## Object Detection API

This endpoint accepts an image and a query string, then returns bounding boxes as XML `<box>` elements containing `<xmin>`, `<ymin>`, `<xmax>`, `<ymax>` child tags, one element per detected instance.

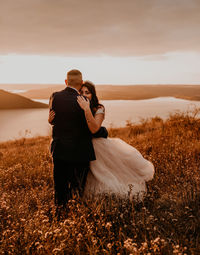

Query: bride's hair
<box><xmin>81</xmin><ymin>81</ymin><xmax>104</xmax><ymax>115</ymax></box>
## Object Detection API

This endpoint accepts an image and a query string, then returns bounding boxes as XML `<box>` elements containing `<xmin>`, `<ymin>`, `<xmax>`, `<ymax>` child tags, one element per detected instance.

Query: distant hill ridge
<box><xmin>18</xmin><ymin>84</ymin><xmax>200</xmax><ymax>101</ymax></box>
<box><xmin>0</xmin><ymin>89</ymin><xmax>48</xmax><ymax>109</ymax></box>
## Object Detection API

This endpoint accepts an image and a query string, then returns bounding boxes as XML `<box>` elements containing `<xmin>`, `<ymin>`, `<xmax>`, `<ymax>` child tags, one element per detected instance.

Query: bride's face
<box><xmin>80</xmin><ymin>86</ymin><xmax>92</xmax><ymax>101</ymax></box>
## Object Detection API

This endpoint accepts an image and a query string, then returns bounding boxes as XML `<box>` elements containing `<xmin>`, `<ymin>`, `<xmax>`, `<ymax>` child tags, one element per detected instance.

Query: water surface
<box><xmin>0</xmin><ymin>97</ymin><xmax>199</xmax><ymax>142</ymax></box>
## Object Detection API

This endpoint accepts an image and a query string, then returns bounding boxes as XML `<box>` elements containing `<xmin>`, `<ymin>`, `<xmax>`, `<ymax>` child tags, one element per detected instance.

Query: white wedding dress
<box><xmin>84</xmin><ymin>108</ymin><xmax>154</xmax><ymax>198</ymax></box>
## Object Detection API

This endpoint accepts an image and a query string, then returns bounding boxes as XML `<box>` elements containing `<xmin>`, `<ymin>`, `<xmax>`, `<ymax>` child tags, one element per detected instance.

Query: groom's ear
<box><xmin>65</xmin><ymin>79</ymin><xmax>67</xmax><ymax>86</ymax></box>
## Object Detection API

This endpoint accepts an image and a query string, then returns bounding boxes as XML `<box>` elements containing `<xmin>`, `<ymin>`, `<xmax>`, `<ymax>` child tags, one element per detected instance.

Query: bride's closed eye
<box><xmin>80</xmin><ymin>87</ymin><xmax>92</xmax><ymax>100</ymax></box>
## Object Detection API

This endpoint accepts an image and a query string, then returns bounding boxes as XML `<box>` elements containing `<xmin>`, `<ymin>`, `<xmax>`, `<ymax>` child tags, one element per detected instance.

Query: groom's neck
<box><xmin>67</xmin><ymin>85</ymin><xmax>80</xmax><ymax>93</ymax></box>
<box><xmin>68</xmin><ymin>85</ymin><xmax>80</xmax><ymax>89</ymax></box>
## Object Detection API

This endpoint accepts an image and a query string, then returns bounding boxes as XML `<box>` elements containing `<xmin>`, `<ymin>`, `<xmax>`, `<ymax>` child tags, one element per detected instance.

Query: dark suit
<box><xmin>49</xmin><ymin>87</ymin><xmax>96</xmax><ymax>206</ymax></box>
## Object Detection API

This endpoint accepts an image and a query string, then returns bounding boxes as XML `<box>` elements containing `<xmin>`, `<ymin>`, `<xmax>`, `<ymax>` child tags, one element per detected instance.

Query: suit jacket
<box><xmin>49</xmin><ymin>87</ymin><xmax>96</xmax><ymax>162</ymax></box>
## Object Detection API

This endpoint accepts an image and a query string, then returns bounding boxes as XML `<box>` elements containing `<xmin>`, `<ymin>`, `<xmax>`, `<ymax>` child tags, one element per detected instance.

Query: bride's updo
<box><xmin>80</xmin><ymin>81</ymin><xmax>104</xmax><ymax>115</ymax></box>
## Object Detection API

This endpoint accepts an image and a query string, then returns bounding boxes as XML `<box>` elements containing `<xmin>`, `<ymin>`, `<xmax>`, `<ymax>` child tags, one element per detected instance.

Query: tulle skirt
<box><xmin>84</xmin><ymin>138</ymin><xmax>154</xmax><ymax>198</ymax></box>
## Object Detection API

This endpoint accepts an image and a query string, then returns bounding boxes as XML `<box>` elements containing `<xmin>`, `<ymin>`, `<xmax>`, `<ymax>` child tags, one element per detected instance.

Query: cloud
<box><xmin>0</xmin><ymin>0</ymin><xmax>200</xmax><ymax>56</ymax></box>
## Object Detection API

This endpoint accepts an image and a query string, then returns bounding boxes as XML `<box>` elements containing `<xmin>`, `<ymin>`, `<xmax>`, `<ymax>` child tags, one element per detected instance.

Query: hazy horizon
<box><xmin>1</xmin><ymin>83</ymin><xmax>200</xmax><ymax>87</ymax></box>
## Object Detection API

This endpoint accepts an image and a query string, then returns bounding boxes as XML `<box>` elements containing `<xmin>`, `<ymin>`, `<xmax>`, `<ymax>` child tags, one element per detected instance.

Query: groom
<box><xmin>49</xmin><ymin>69</ymin><xmax>96</xmax><ymax>211</ymax></box>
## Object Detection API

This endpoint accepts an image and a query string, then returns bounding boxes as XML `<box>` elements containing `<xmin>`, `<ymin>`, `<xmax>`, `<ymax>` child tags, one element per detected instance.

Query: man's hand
<box><xmin>77</xmin><ymin>96</ymin><xmax>90</xmax><ymax>111</ymax></box>
<box><xmin>48</xmin><ymin>110</ymin><xmax>56</xmax><ymax>124</ymax></box>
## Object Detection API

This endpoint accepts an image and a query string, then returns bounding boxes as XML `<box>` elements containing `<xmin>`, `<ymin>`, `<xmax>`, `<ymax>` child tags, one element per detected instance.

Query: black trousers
<box><xmin>53</xmin><ymin>158</ymin><xmax>90</xmax><ymax>206</ymax></box>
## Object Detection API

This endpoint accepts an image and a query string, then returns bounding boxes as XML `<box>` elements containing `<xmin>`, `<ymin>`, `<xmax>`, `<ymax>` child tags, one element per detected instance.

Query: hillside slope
<box><xmin>0</xmin><ymin>111</ymin><xmax>199</xmax><ymax>254</ymax></box>
<box><xmin>0</xmin><ymin>89</ymin><xmax>48</xmax><ymax>109</ymax></box>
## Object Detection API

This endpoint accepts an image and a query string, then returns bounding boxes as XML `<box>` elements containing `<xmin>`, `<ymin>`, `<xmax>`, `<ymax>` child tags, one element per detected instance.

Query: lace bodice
<box><xmin>95</xmin><ymin>106</ymin><xmax>105</xmax><ymax>119</ymax></box>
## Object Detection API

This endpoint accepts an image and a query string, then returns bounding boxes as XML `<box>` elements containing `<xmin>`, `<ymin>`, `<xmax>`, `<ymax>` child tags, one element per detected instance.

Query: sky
<box><xmin>0</xmin><ymin>0</ymin><xmax>200</xmax><ymax>85</ymax></box>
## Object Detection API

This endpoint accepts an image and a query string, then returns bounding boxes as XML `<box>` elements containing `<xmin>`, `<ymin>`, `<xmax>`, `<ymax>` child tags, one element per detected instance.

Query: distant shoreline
<box><xmin>0</xmin><ymin>84</ymin><xmax>200</xmax><ymax>102</ymax></box>
<box><xmin>18</xmin><ymin>84</ymin><xmax>200</xmax><ymax>101</ymax></box>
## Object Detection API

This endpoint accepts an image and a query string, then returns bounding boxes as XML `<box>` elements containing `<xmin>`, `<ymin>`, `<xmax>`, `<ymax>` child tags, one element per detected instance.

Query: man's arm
<box><xmin>92</xmin><ymin>127</ymin><xmax>108</xmax><ymax>138</ymax></box>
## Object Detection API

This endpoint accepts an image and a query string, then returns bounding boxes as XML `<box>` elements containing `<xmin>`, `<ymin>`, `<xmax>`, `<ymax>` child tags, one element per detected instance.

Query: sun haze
<box><xmin>0</xmin><ymin>0</ymin><xmax>200</xmax><ymax>84</ymax></box>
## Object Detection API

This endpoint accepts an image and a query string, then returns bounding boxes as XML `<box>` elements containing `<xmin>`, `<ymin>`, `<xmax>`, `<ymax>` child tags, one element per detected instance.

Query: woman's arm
<box><xmin>77</xmin><ymin>96</ymin><xmax>104</xmax><ymax>134</ymax></box>
<box><xmin>48</xmin><ymin>110</ymin><xmax>56</xmax><ymax>125</ymax></box>
<box><xmin>48</xmin><ymin>92</ymin><xmax>56</xmax><ymax>125</ymax></box>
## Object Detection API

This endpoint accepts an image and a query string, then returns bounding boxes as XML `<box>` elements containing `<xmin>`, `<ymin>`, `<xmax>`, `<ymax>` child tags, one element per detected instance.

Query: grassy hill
<box><xmin>0</xmin><ymin>89</ymin><xmax>48</xmax><ymax>109</ymax></box>
<box><xmin>0</xmin><ymin>110</ymin><xmax>199</xmax><ymax>254</ymax></box>
<box><xmin>18</xmin><ymin>84</ymin><xmax>200</xmax><ymax>101</ymax></box>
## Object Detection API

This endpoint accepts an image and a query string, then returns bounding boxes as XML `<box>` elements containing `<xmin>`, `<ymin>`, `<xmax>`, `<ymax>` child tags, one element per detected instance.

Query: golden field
<box><xmin>0</xmin><ymin>110</ymin><xmax>200</xmax><ymax>254</ymax></box>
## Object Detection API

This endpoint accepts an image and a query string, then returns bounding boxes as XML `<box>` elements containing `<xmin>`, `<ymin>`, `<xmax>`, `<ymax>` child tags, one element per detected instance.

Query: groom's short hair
<box><xmin>67</xmin><ymin>69</ymin><xmax>82</xmax><ymax>87</ymax></box>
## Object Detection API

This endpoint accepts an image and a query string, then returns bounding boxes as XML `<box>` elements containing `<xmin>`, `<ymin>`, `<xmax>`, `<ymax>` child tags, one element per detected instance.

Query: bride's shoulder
<box><xmin>95</xmin><ymin>104</ymin><xmax>105</xmax><ymax>115</ymax></box>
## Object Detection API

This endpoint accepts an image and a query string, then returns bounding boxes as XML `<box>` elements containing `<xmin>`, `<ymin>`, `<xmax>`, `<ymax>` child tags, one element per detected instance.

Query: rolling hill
<box><xmin>0</xmin><ymin>89</ymin><xmax>48</xmax><ymax>109</ymax></box>
<box><xmin>18</xmin><ymin>84</ymin><xmax>200</xmax><ymax>101</ymax></box>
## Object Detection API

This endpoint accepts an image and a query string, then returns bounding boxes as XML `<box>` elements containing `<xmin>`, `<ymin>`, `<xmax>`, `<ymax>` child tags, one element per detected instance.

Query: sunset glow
<box><xmin>1</xmin><ymin>0</ymin><xmax>200</xmax><ymax>85</ymax></box>
<box><xmin>0</xmin><ymin>52</ymin><xmax>200</xmax><ymax>85</ymax></box>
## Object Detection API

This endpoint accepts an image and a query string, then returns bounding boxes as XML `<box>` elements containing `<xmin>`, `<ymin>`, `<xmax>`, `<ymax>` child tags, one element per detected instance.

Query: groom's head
<box><xmin>65</xmin><ymin>69</ymin><xmax>83</xmax><ymax>90</ymax></box>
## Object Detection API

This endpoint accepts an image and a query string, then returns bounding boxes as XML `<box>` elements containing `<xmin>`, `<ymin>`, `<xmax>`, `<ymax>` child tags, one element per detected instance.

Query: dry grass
<box><xmin>0</xmin><ymin>110</ymin><xmax>200</xmax><ymax>254</ymax></box>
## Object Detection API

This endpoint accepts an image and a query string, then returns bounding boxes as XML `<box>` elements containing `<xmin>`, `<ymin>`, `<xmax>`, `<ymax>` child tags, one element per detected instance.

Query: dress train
<box><xmin>84</xmin><ymin>138</ymin><xmax>154</xmax><ymax>198</ymax></box>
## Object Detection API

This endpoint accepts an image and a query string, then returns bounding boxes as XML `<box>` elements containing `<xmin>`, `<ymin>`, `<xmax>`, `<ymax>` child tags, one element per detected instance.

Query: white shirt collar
<box><xmin>67</xmin><ymin>86</ymin><xmax>80</xmax><ymax>94</ymax></box>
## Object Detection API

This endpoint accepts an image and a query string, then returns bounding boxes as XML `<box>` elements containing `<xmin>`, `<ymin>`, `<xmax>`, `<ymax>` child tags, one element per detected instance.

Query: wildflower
<box><xmin>54</xmin><ymin>228</ymin><xmax>60</xmax><ymax>234</ymax></box>
<box><xmin>44</xmin><ymin>232</ymin><xmax>52</xmax><ymax>239</ymax></box>
<box><xmin>77</xmin><ymin>233</ymin><xmax>82</xmax><ymax>239</ymax></box>
<box><xmin>124</xmin><ymin>238</ymin><xmax>133</xmax><ymax>244</ymax></box>
<box><xmin>53</xmin><ymin>248</ymin><xmax>61</xmax><ymax>253</ymax></box>
<box><xmin>142</xmin><ymin>242</ymin><xmax>148</xmax><ymax>248</ymax></box>
<box><xmin>37</xmin><ymin>245</ymin><xmax>43</xmax><ymax>250</ymax></box>
<box><xmin>105</xmin><ymin>222</ymin><xmax>112</xmax><ymax>228</ymax></box>
<box><xmin>124</xmin><ymin>238</ymin><xmax>137</xmax><ymax>251</ymax></box>
<box><xmin>132</xmin><ymin>247</ymin><xmax>138</xmax><ymax>252</ymax></box>
<box><xmin>42</xmin><ymin>219</ymin><xmax>49</xmax><ymax>223</ymax></box>
<box><xmin>107</xmin><ymin>243</ymin><xmax>112</xmax><ymax>249</ymax></box>
<box><xmin>154</xmin><ymin>237</ymin><xmax>160</xmax><ymax>243</ymax></box>
<box><xmin>92</xmin><ymin>238</ymin><xmax>97</xmax><ymax>245</ymax></box>
<box><xmin>149</xmin><ymin>215</ymin><xmax>154</xmax><ymax>220</ymax></box>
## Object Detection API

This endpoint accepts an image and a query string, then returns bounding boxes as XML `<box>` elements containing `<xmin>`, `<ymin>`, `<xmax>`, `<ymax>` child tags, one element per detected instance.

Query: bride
<box><xmin>49</xmin><ymin>81</ymin><xmax>154</xmax><ymax>198</ymax></box>
<box><xmin>77</xmin><ymin>81</ymin><xmax>154</xmax><ymax>198</ymax></box>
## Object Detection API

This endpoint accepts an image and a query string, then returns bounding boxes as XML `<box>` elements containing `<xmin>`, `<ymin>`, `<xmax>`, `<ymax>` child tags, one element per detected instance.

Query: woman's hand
<box><xmin>48</xmin><ymin>110</ymin><xmax>56</xmax><ymax>124</ymax></box>
<box><xmin>77</xmin><ymin>96</ymin><xmax>90</xmax><ymax>111</ymax></box>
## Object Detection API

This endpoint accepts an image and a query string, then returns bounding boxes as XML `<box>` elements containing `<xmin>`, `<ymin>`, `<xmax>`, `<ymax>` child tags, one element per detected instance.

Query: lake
<box><xmin>0</xmin><ymin>97</ymin><xmax>199</xmax><ymax>142</ymax></box>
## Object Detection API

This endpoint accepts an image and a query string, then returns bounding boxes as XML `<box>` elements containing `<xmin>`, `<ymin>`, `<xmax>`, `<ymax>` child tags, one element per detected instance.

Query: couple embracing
<box><xmin>49</xmin><ymin>69</ymin><xmax>154</xmax><ymax>214</ymax></box>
